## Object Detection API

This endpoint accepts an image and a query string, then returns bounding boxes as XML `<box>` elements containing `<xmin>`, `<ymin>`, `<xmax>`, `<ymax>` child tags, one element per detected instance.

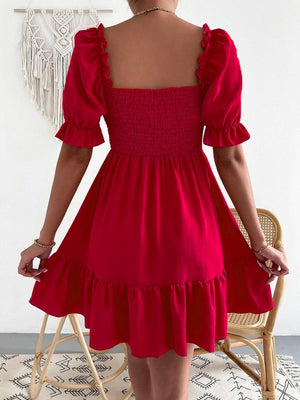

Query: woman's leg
<box><xmin>125</xmin><ymin>342</ymin><xmax>195</xmax><ymax>400</ymax></box>
<box><xmin>147</xmin><ymin>343</ymin><xmax>195</xmax><ymax>400</ymax></box>
<box><xmin>125</xmin><ymin>343</ymin><xmax>154</xmax><ymax>400</ymax></box>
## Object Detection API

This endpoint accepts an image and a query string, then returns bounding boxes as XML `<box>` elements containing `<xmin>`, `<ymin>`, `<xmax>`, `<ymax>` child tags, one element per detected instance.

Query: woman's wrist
<box><xmin>38</xmin><ymin>229</ymin><xmax>56</xmax><ymax>245</ymax></box>
<box><xmin>249</xmin><ymin>234</ymin><xmax>267</xmax><ymax>252</ymax></box>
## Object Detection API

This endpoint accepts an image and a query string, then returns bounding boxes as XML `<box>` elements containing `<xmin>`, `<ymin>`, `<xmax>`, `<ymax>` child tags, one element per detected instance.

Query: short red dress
<box><xmin>29</xmin><ymin>22</ymin><xmax>274</xmax><ymax>358</ymax></box>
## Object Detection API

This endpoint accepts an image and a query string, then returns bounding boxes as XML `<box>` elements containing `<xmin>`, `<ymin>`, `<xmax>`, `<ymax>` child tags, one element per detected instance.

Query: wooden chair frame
<box><xmin>193</xmin><ymin>207</ymin><xmax>287</xmax><ymax>400</ymax></box>
<box><xmin>29</xmin><ymin>313</ymin><xmax>133</xmax><ymax>399</ymax></box>
<box><xmin>29</xmin><ymin>207</ymin><xmax>286</xmax><ymax>400</ymax></box>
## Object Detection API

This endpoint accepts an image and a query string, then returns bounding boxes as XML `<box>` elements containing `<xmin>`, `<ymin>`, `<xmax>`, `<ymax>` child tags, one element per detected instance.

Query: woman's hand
<box><xmin>18</xmin><ymin>243</ymin><xmax>52</xmax><ymax>282</ymax></box>
<box><xmin>252</xmin><ymin>244</ymin><xmax>289</xmax><ymax>284</ymax></box>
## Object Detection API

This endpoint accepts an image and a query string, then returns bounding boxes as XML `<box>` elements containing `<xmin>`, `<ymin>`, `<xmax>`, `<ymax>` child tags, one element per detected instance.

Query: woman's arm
<box><xmin>213</xmin><ymin>143</ymin><xmax>289</xmax><ymax>284</ymax></box>
<box><xmin>18</xmin><ymin>143</ymin><xmax>93</xmax><ymax>281</ymax></box>
<box><xmin>38</xmin><ymin>143</ymin><xmax>93</xmax><ymax>243</ymax></box>
<box><xmin>212</xmin><ymin>144</ymin><xmax>266</xmax><ymax>250</ymax></box>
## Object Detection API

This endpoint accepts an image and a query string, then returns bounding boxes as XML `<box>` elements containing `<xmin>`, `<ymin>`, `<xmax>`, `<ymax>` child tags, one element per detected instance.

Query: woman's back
<box><xmin>103</xmin><ymin>13</ymin><xmax>204</xmax><ymax>89</ymax></box>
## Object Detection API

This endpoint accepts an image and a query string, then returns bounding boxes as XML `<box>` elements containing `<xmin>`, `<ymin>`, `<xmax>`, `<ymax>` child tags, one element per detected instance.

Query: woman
<box><xmin>18</xmin><ymin>1</ymin><xmax>289</xmax><ymax>399</ymax></box>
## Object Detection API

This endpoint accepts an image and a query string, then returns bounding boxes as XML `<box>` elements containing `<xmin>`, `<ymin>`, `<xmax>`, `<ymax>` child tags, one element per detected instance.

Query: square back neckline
<box><xmin>99</xmin><ymin>22</ymin><xmax>208</xmax><ymax>92</ymax></box>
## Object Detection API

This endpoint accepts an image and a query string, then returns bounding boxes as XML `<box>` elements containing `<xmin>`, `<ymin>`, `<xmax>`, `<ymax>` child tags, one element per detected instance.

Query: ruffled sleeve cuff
<box><xmin>203</xmin><ymin>122</ymin><xmax>251</xmax><ymax>147</ymax></box>
<box><xmin>55</xmin><ymin>121</ymin><xmax>105</xmax><ymax>147</ymax></box>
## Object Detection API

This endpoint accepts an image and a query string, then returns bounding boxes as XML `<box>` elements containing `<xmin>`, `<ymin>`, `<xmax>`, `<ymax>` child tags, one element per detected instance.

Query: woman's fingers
<box><xmin>18</xmin><ymin>254</ymin><xmax>48</xmax><ymax>281</ymax></box>
<box><xmin>21</xmin><ymin>264</ymin><xmax>48</xmax><ymax>281</ymax></box>
<box><xmin>265</xmin><ymin>274</ymin><xmax>277</xmax><ymax>284</ymax></box>
<box><xmin>257</xmin><ymin>260</ymin><xmax>274</xmax><ymax>276</ymax></box>
<box><xmin>256</xmin><ymin>258</ymin><xmax>289</xmax><ymax>285</ymax></box>
<box><xmin>255</xmin><ymin>246</ymin><xmax>290</xmax><ymax>285</ymax></box>
<box><xmin>259</xmin><ymin>247</ymin><xmax>289</xmax><ymax>275</ymax></box>
<box><xmin>268</xmin><ymin>256</ymin><xmax>289</xmax><ymax>276</ymax></box>
<box><xmin>270</xmin><ymin>253</ymin><xmax>289</xmax><ymax>275</ymax></box>
<box><xmin>18</xmin><ymin>258</ymin><xmax>33</xmax><ymax>277</ymax></box>
<box><xmin>39</xmin><ymin>258</ymin><xmax>47</xmax><ymax>268</ymax></box>
<box><xmin>32</xmin><ymin>267</ymin><xmax>48</xmax><ymax>281</ymax></box>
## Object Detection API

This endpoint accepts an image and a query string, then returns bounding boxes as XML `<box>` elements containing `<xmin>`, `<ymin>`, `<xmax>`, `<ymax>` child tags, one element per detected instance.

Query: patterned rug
<box><xmin>0</xmin><ymin>353</ymin><xmax>300</xmax><ymax>399</ymax></box>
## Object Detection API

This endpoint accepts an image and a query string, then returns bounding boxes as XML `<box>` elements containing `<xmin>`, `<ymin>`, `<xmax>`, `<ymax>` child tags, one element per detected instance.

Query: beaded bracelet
<box><xmin>251</xmin><ymin>243</ymin><xmax>269</xmax><ymax>255</ymax></box>
<box><xmin>34</xmin><ymin>238</ymin><xmax>56</xmax><ymax>249</ymax></box>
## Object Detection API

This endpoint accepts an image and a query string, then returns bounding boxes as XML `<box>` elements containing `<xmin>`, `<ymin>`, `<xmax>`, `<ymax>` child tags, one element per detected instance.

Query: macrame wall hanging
<box><xmin>15</xmin><ymin>7</ymin><xmax>112</xmax><ymax>130</ymax></box>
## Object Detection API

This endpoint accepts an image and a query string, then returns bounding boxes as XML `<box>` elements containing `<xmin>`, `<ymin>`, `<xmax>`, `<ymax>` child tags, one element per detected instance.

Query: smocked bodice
<box><xmin>55</xmin><ymin>22</ymin><xmax>251</xmax><ymax>152</ymax></box>
<box><xmin>103</xmin><ymin>85</ymin><xmax>205</xmax><ymax>156</ymax></box>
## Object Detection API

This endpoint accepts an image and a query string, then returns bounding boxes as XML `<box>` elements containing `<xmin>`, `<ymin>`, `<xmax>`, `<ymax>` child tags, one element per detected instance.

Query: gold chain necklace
<box><xmin>133</xmin><ymin>6</ymin><xmax>176</xmax><ymax>16</ymax></box>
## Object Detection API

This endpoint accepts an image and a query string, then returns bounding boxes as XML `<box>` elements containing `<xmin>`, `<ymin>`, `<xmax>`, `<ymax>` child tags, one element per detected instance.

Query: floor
<box><xmin>0</xmin><ymin>334</ymin><xmax>300</xmax><ymax>365</ymax></box>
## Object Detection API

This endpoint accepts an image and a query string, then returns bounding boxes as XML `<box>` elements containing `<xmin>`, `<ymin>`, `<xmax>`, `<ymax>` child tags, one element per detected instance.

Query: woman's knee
<box><xmin>147</xmin><ymin>343</ymin><xmax>195</xmax><ymax>400</ymax></box>
<box><xmin>125</xmin><ymin>344</ymin><xmax>153</xmax><ymax>400</ymax></box>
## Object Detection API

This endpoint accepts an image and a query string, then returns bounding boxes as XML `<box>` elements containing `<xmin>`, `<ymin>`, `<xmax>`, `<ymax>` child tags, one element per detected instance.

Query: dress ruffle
<box><xmin>196</xmin><ymin>23</ymin><xmax>212</xmax><ymax>91</ymax></box>
<box><xmin>29</xmin><ymin>251</ymin><xmax>228</xmax><ymax>358</ymax></box>
<box><xmin>53</xmin><ymin>27</ymin><xmax>109</xmax><ymax>148</ymax></box>
<box><xmin>55</xmin><ymin>121</ymin><xmax>105</xmax><ymax>147</ymax></box>
<box><xmin>97</xmin><ymin>23</ymin><xmax>113</xmax><ymax>88</ymax></box>
<box><xmin>203</xmin><ymin>121</ymin><xmax>251</xmax><ymax>147</ymax></box>
<box><xmin>73</xmin><ymin>25</ymin><xmax>111</xmax><ymax>101</ymax></box>
<box><xmin>196</xmin><ymin>25</ymin><xmax>232</xmax><ymax>93</ymax></box>
<box><xmin>197</xmin><ymin>25</ymin><xmax>251</xmax><ymax>147</ymax></box>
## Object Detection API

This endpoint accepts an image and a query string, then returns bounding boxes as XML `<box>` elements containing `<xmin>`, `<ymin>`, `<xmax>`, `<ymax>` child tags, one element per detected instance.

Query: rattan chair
<box><xmin>29</xmin><ymin>313</ymin><xmax>133</xmax><ymax>400</ymax></box>
<box><xmin>193</xmin><ymin>207</ymin><xmax>287</xmax><ymax>400</ymax></box>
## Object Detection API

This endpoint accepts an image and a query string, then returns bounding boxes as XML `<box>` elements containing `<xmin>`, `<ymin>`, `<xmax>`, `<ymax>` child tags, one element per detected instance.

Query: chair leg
<box><xmin>68</xmin><ymin>314</ymin><xmax>108</xmax><ymax>400</ymax></box>
<box><xmin>29</xmin><ymin>313</ymin><xmax>133</xmax><ymax>400</ymax></box>
<box><xmin>29</xmin><ymin>314</ymin><xmax>67</xmax><ymax>400</ymax></box>
<box><xmin>262</xmin><ymin>329</ymin><xmax>277</xmax><ymax>400</ymax></box>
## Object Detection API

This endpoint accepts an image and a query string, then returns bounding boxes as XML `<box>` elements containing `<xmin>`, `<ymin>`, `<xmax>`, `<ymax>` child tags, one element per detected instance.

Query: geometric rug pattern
<box><xmin>0</xmin><ymin>353</ymin><xmax>300</xmax><ymax>399</ymax></box>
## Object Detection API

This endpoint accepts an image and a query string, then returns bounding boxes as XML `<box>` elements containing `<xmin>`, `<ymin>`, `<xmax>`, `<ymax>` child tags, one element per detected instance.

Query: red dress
<box><xmin>29</xmin><ymin>22</ymin><xmax>274</xmax><ymax>358</ymax></box>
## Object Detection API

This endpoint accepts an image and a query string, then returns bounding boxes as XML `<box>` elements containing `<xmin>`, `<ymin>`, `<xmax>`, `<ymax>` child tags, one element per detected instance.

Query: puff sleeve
<box><xmin>55</xmin><ymin>28</ymin><xmax>107</xmax><ymax>147</ymax></box>
<box><xmin>201</xmin><ymin>29</ymin><xmax>251</xmax><ymax>147</ymax></box>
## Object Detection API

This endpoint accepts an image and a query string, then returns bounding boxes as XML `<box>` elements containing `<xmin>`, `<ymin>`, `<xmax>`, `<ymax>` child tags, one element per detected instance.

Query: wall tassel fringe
<box><xmin>21</xmin><ymin>8</ymin><xmax>100</xmax><ymax>129</ymax></box>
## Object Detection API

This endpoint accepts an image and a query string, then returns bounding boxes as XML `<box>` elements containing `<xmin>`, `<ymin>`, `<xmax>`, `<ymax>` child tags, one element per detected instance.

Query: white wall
<box><xmin>1</xmin><ymin>0</ymin><xmax>299</xmax><ymax>337</ymax></box>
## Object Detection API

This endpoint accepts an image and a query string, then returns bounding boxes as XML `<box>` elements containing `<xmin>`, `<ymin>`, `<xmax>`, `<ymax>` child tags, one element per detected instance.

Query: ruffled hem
<box><xmin>29</xmin><ymin>251</ymin><xmax>228</xmax><ymax>358</ymax></box>
<box><xmin>203</xmin><ymin>121</ymin><xmax>251</xmax><ymax>147</ymax></box>
<box><xmin>55</xmin><ymin>121</ymin><xmax>105</xmax><ymax>147</ymax></box>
